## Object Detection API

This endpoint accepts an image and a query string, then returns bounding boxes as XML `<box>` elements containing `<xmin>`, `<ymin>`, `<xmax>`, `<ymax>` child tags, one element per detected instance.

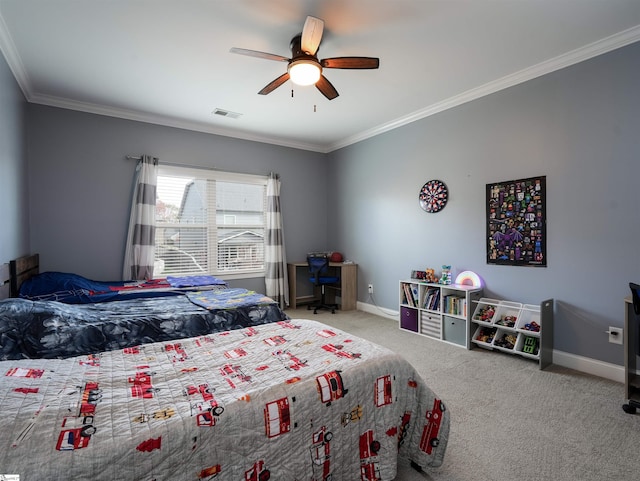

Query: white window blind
<box><xmin>154</xmin><ymin>165</ymin><xmax>267</xmax><ymax>278</ymax></box>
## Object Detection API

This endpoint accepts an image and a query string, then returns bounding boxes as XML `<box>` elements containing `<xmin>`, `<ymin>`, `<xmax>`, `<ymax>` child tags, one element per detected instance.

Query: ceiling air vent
<box><xmin>212</xmin><ymin>108</ymin><xmax>242</xmax><ymax>119</ymax></box>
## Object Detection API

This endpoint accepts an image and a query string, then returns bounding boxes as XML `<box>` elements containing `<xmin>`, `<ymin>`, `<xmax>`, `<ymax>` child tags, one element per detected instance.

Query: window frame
<box><xmin>155</xmin><ymin>165</ymin><xmax>268</xmax><ymax>280</ymax></box>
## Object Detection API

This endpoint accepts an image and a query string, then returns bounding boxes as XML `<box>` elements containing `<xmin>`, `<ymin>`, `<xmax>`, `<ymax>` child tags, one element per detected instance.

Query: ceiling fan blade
<box><xmin>258</xmin><ymin>73</ymin><xmax>290</xmax><ymax>95</ymax></box>
<box><xmin>230</xmin><ymin>47</ymin><xmax>289</xmax><ymax>63</ymax></box>
<box><xmin>301</xmin><ymin>16</ymin><xmax>324</xmax><ymax>55</ymax></box>
<box><xmin>316</xmin><ymin>75</ymin><xmax>339</xmax><ymax>100</ymax></box>
<box><xmin>321</xmin><ymin>57</ymin><xmax>380</xmax><ymax>69</ymax></box>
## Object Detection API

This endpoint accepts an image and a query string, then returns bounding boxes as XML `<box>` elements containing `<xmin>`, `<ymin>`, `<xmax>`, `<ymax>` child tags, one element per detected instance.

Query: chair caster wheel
<box><xmin>623</xmin><ymin>403</ymin><xmax>637</xmax><ymax>414</ymax></box>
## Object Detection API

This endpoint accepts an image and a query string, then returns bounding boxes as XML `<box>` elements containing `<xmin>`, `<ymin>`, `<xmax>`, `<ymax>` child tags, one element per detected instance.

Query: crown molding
<box><xmin>0</xmin><ymin>10</ymin><xmax>32</xmax><ymax>99</ymax></box>
<box><xmin>29</xmin><ymin>92</ymin><xmax>328</xmax><ymax>153</ymax></box>
<box><xmin>0</xmin><ymin>12</ymin><xmax>327</xmax><ymax>153</ymax></box>
<box><xmin>2</xmin><ymin>9</ymin><xmax>639</xmax><ymax>155</ymax></box>
<box><xmin>328</xmin><ymin>24</ymin><xmax>640</xmax><ymax>152</ymax></box>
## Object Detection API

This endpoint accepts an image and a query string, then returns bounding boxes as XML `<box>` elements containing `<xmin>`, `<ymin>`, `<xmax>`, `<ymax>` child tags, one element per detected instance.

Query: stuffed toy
<box><xmin>424</xmin><ymin>268</ymin><xmax>438</xmax><ymax>284</ymax></box>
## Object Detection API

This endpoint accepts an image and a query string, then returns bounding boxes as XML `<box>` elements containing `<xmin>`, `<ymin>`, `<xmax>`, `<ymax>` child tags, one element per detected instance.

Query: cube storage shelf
<box><xmin>399</xmin><ymin>280</ymin><xmax>483</xmax><ymax>349</ymax></box>
<box><xmin>470</xmin><ymin>297</ymin><xmax>554</xmax><ymax>369</ymax></box>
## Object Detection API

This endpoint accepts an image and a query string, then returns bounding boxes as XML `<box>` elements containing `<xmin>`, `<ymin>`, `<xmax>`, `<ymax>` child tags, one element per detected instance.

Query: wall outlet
<box><xmin>608</xmin><ymin>327</ymin><xmax>623</xmax><ymax>344</ymax></box>
<box><xmin>368</xmin><ymin>284</ymin><xmax>374</xmax><ymax>294</ymax></box>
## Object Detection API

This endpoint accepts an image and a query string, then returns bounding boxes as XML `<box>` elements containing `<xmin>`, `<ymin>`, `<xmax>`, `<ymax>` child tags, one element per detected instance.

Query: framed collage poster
<box><xmin>486</xmin><ymin>175</ymin><xmax>546</xmax><ymax>267</ymax></box>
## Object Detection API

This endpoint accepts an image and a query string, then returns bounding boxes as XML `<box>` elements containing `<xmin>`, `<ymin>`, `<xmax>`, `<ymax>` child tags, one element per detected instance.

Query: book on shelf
<box><xmin>411</xmin><ymin>284</ymin><xmax>419</xmax><ymax>302</ymax></box>
<box><xmin>423</xmin><ymin>287</ymin><xmax>440</xmax><ymax>310</ymax></box>
<box><xmin>433</xmin><ymin>290</ymin><xmax>441</xmax><ymax>310</ymax></box>
<box><xmin>403</xmin><ymin>283</ymin><xmax>415</xmax><ymax>307</ymax></box>
<box><xmin>443</xmin><ymin>295</ymin><xmax>467</xmax><ymax>316</ymax></box>
<box><xmin>422</xmin><ymin>289</ymin><xmax>430</xmax><ymax>309</ymax></box>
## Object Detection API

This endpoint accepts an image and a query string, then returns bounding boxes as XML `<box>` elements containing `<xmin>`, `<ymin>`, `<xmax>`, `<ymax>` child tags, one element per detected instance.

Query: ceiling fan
<box><xmin>230</xmin><ymin>16</ymin><xmax>379</xmax><ymax>100</ymax></box>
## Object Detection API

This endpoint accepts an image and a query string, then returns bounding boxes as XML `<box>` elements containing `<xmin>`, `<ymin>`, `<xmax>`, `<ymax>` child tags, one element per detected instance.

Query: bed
<box><xmin>1</xmin><ymin>258</ymin><xmax>450</xmax><ymax>479</ymax></box>
<box><xmin>0</xmin><ymin>291</ymin><xmax>290</xmax><ymax>360</ymax></box>
<box><xmin>0</xmin><ymin>316</ymin><xmax>449</xmax><ymax>480</ymax></box>
<box><xmin>14</xmin><ymin>254</ymin><xmax>228</xmax><ymax>304</ymax></box>
<box><xmin>1</xmin><ymin>255</ymin><xmax>290</xmax><ymax>360</ymax></box>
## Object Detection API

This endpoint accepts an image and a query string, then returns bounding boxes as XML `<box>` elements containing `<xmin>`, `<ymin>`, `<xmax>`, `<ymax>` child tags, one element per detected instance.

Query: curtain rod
<box><xmin>125</xmin><ymin>155</ymin><xmax>158</xmax><ymax>161</ymax></box>
<box><xmin>126</xmin><ymin>155</ymin><xmax>220</xmax><ymax>172</ymax></box>
<box><xmin>125</xmin><ymin>155</ymin><xmax>272</xmax><ymax>177</ymax></box>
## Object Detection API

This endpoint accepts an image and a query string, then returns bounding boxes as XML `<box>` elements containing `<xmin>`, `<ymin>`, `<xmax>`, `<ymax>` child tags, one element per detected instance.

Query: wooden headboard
<box><xmin>0</xmin><ymin>263</ymin><xmax>10</xmax><ymax>300</ymax></box>
<box><xmin>9</xmin><ymin>253</ymin><xmax>39</xmax><ymax>297</ymax></box>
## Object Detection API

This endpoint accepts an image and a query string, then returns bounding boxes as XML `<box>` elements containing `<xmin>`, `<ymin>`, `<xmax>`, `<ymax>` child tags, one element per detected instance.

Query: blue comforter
<box><xmin>0</xmin><ymin>290</ymin><xmax>288</xmax><ymax>360</ymax></box>
<box><xmin>19</xmin><ymin>271</ymin><xmax>227</xmax><ymax>304</ymax></box>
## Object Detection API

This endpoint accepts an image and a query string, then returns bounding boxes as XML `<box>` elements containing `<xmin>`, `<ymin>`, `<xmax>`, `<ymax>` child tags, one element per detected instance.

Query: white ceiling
<box><xmin>1</xmin><ymin>0</ymin><xmax>640</xmax><ymax>153</ymax></box>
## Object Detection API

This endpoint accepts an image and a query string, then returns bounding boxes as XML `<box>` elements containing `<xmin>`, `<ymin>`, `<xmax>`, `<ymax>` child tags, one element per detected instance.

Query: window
<box><xmin>155</xmin><ymin>165</ymin><xmax>267</xmax><ymax>279</ymax></box>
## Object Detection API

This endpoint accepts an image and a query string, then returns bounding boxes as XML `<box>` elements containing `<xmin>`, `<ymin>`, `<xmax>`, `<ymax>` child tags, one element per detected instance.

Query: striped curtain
<box><xmin>264</xmin><ymin>172</ymin><xmax>289</xmax><ymax>308</ymax></box>
<box><xmin>122</xmin><ymin>155</ymin><xmax>158</xmax><ymax>280</ymax></box>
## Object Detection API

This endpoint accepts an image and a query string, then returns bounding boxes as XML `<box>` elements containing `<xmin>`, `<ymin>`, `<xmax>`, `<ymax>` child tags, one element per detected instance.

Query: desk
<box><xmin>288</xmin><ymin>262</ymin><xmax>357</xmax><ymax>311</ymax></box>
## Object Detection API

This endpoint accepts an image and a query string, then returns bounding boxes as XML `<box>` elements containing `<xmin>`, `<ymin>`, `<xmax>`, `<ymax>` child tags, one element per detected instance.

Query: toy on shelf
<box><xmin>473</xmin><ymin>304</ymin><xmax>496</xmax><ymax>322</ymax></box>
<box><xmin>439</xmin><ymin>265</ymin><xmax>452</xmax><ymax>285</ymax></box>
<box><xmin>522</xmin><ymin>321</ymin><xmax>541</xmax><ymax>333</ymax></box>
<box><xmin>494</xmin><ymin>333</ymin><xmax>517</xmax><ymax>350</ymax></box>
<box><xmin>476</xmin><ymin>327</ymin><xmax>497</xmax><ymax>343</ymax></box>
<box><xmin>522</xmin><ymin>336</ymin><xmax>539</xmax><ymax>355</ymax></box>
<box><xmin>495</xmin><ymin>315</ymin><xmax>517</xmax><ymax>328</ymax></box>
<box><xmin>411</xmin><ymin>270</ymin><xmax>427</xmax><ymax>280</ymax></box>
<box><xmin>424</xmin><ymin>268</ymin><xmax>438</xmax><ymax>284</ymax></box>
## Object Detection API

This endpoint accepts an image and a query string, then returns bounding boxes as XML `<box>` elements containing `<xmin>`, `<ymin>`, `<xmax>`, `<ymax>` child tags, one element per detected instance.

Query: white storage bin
<box><xmin>492</xmin><ymin>329</ymin><xmax>519</xmax><ymax>352</ymax></box>
<box><xmin>492</xmin><ymin>301</ymin><xmax>522</xmax><ymax>329</ymax></box>
<box><xmin>515</xmin><ymin>304</ymin><xmax>542</xmax><ymax>335</ymax></box>
<box><xmin>420</xmin><ymin>311</ymin><xmax>441</xmax><ymax>339</ymax></box>
<box><xmin>471</xmin><ymin>298</ymin><xmax>500</xmax><ymax>325</ymax></box>
<box><xmin>472</xmin><ymin>325</ymin><xmax>497</xmax><ymax>349</ymax></box>
<box><xmin>443</xmin><ymin>315</ymin><xmax>466</xmax><ymax>346</ymax></box>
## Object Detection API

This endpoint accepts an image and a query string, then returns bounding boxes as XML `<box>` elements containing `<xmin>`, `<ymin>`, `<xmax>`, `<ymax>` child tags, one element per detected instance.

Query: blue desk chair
<box><xmin>307</xmin><ymin>254</ymin><xmax>340</xmax><ymax>314</ymax></box>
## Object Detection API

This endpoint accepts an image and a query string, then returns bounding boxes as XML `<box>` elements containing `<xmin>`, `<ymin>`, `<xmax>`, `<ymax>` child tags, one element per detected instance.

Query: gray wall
<box><xmin>4</xmin><ymin>41</ymin><xmax>640</xmax><ymax>367</ymax></box>
<box><xmin>0</xmin><ymin>51</ymin><xmax>28</xmax><ymax>262</ymax></box>
<box><xmin>26</xmin><ymin>105</ymin><xmax>327</xmax><ymax>291</ymax></box>
<box><xmin>328</xmin><ymin>41</ymin><xmax>640</xmax><ymax>365</ymax></box>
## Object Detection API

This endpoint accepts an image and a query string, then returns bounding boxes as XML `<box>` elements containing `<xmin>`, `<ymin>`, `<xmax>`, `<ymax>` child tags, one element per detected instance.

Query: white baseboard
<box><xmin>357</xmin><ymin>300</ymin><xmax>398</xmax><ymax>320</ymax></box>
<box><xmin>551</xmin><ymin>349</ymin><xmax>625</xmax><ymax>384</ymax></box>
<box><xmin>356</xmin><ymin>301</ymin><xmax>626</xmax><ymax>384</ymax></box>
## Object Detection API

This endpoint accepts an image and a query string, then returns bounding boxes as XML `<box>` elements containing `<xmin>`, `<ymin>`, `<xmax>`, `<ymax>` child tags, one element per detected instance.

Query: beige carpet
<box><xmin>285</xmin><ymin>307</ymin><xmax>640</xmax><ymax>481</ymax></box>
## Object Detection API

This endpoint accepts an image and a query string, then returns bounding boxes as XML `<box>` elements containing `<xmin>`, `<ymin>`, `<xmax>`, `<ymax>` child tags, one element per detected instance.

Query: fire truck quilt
<box><xmin>0</xmin><ymin>318</ymin><xmax>449</xmax><ymax>480</ymax></box>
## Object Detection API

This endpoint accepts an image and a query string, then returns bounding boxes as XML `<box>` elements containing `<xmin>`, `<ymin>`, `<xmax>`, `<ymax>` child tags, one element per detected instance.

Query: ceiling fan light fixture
<box><xmin>230</xmin><ymin>16</ymin><xmax>378</xmax><ymax>100</ymax></box>
<box><xmin>288</xmin><ymin>59</ymin><xmax>321</xmax><ymax>86</ymax></box>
